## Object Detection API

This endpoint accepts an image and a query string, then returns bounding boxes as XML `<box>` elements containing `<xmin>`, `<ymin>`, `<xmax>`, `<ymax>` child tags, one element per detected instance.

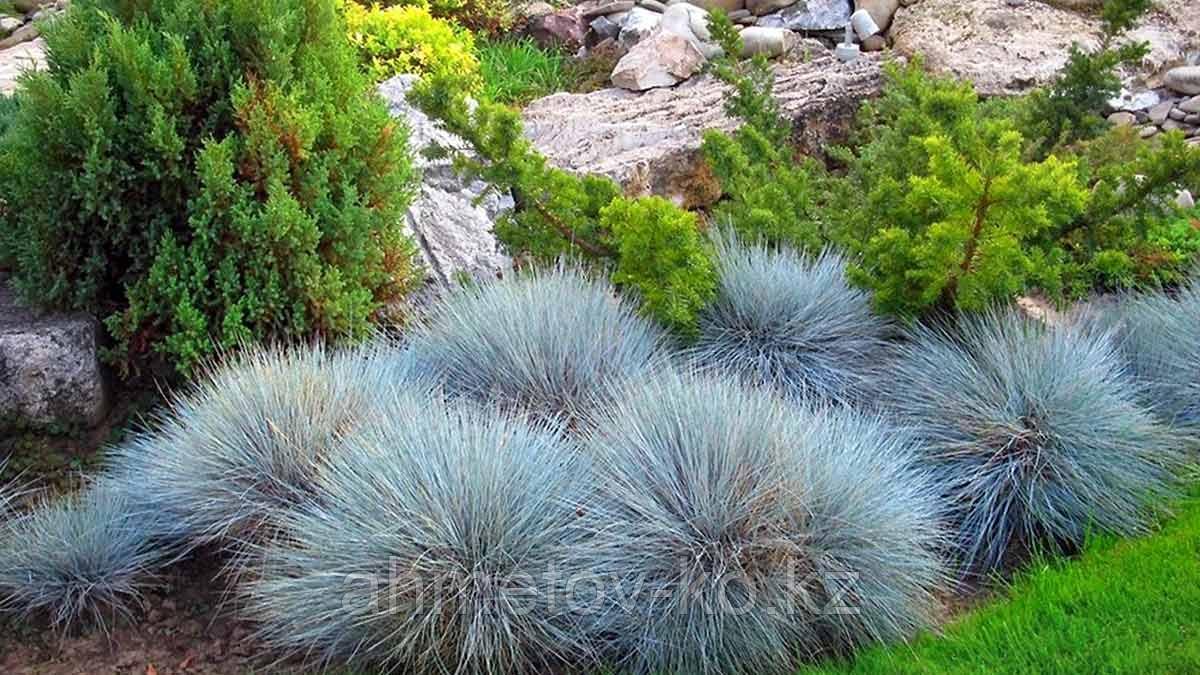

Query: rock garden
<box><xmin>0</xmin><ymin>0</ymin><xmax>1198</xmax><ymax>673</ymax></box>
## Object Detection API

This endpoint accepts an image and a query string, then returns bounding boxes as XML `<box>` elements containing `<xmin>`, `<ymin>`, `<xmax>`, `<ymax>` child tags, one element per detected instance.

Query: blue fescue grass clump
<box><xmin>877</xmin><ymin>311</ymin><xmax>1187</xmax><ymax>577</ymax></box>
<box><xmin>1088</xmin><ymin>282</ymin><xmax>1200</xmax><ymax>437</ymax></box>
<box><xmin>579</xmin><ymin>372</ymin><xmax>946</xmax><ymax>675</ymax></box>
<box><xmin>408</xmin><ymin>265</ymin><xmax>668</xmax><ymax>423</ymax></box>
<box><xmin>0</xmin><ymin>479</ymin><xmax>177</xmax><ymax>631</ymax></box>
<box><xmin>244</xmin><ymin>393</ymin><xmax>593</xmax><ymax>675</ymax></box>
<box><xmin>684</xmin><ymin>235</ymin><xmax>891</xmax><ymax>404</ymax></box>
<box><xmin>103</xmin><ymin>340</ymin><xmax>429</xmax><ymax>550</ymax></box>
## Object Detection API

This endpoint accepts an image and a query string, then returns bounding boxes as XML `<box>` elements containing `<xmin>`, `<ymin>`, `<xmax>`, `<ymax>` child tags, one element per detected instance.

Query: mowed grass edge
<box><xmin>802</xmin><ymin>488</ymin><xmax>1200</xmax><ymax>674</ymax></box>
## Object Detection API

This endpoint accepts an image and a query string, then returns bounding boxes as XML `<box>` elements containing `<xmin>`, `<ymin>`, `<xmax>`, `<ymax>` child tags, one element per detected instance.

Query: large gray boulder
<box><xmin>523</xmin><ymin>44</ymin><xmax>882</xmax><ymax>208</ymax></box>
<box><xmin>378</xmin><ymin>76</ymin><xmax>512</xmax><ymax>303</ymax></box>
<box><xmin>0</xmin><ymin>279</ymin><xmax>108</xmax><ymax>429</ymax></box>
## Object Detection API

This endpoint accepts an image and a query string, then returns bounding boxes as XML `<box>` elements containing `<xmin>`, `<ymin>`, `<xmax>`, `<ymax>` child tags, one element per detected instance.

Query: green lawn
<box><xmin>803</xmin><ymin>491</ymin><xmax>1200</xmax><ymax>674</ymax></box>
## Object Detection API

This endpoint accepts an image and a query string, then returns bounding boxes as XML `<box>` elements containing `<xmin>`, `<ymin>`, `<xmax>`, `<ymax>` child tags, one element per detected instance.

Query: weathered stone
<box><xmin>1169</xmin><ymin>107</ymin><xmax>1188</xmax><ymax>122</ymax></box>
<box><xmin>728</xmin><ymin>8</ymin><xmax>752</xmax><ymax>19</ymax></box>
<box><xmin>11</xmin><ymin>0</ymin><xmax>52</xmax><ymax>12</ymax></box>
<box><xmin>1109</xmin><ymin>88</ymin><xmax>1161</xmax><ymax>112</ymax></box>
<box><xmin>1177</xmin><ymin>189</ymin><xmax>1196</xmax><ymax>209</ymax></box>
<box><xmin>0</xmin><ymin>36</ymin><xmax>44</xmax><ymax>95</ymax></box>
<box><xmin>1162</xmin><ymin>119</ymin><xmax>1188</xmax><ymax>132</ymax></box>
<box><xmin>855</xmin><ymin>0</ymin><xmax>898</xmax><ymax>31</ymax></box>
<box><xmin>850</xmin><ymin>9</ymin><xmax>879</xmax><ymax>39</ymax></box>
<box><xmin>0</xmin><ymin>22</ymin><xmax>36</xmax><ymax>50</ymax></box>
<box><xmin>378</xmin><ymin>76</ymin><xmax>511</xmax><ymax>301</ymax></box>
<box><xmin>523</xmin><ymin>44</ymin><xmax>882</xmax><ymax>208</ymax></box>
<box><xmin>746</xmin><ymin>0</ymin><xmax>797</xmax><ymax>14</ymax></box>
<box><xmin>739</xmin><ymin>27</ymin><xmax>797</xmax><ymax>58</ymax></box>
<box><xmin>1148</xmin><ymin>100</ymin><xmax>1174</xmax><ymax>124</ymax></box>
<box><xmin>754</xmin><ymin>0</ymin><xmax>852</xmax><ymax>31</ymax></box>
<box><xmin>640</xmin><ymin>0</ymin><xmax>668</xmax><ymax>11</ymax></box>
<box><xmin>611</xmin><ymin>30</ymin><xmax>706</xmax><ymax>91</ymax></box>
<box><xmin>589</xmin><ymin>15</ymin><xmax>622</xmax><ymax>44</ymax></box>
<box><xmin>0</xmin><ymin>17</ymin><xmax>22</xmax><ymax>36</ymax></box>
<box><xmin>1107</xmin><ymin>111</ymin><xmax>1136</xmax><ymax>127</ymax></box>
<box><xmin>1181</xmin><ymin>96</ymin><xmax>1200</xmax><ymax>114</ymax></box>
<box><xmin>1139</xmin><ymin>125</ymin><xmax>1160</xmax><ymax>138</ymax></box>
<box><xmin>618</xmin><ymin>7</ymin><xmax>662</xmax><ymax>49</ymax></box>
<box><xmin>0</xmin><ymin>279</ymin><xmax>108</xmax><ymax>429</ymax></box>
<box><xmin>526</xmin><ymin>9</ymin><xmax>587</xmax><ymax>49</ymax></box>
<box><xmin>660</xmin><ymin>2</ymin><xmax>723</xmax><ymax>58</ymax></box>
<box><xmin>685</xmin><ymin>0</ymin><xmax>744</xmax><ymax>11</ymax></box>
<box><xmin>583</xmin><ymin>0</ymin><xmax>635</xmax><ymax>19</ymax></box>
<box><xmin>890</xmin><ymin>0</ymin><xmax>1101</xmax><ymax>95</ymax></box>
<box><xmin>1186</xmin><ymin>113</ymin><xmax>1200</xmax><ymax>125</ymax></box>
<box><xmin>860</xmin><ymin>34</ymin><xmax>886</xmax><ymax>51</ymax></box>
<box><xmin>1165</xmin><ymin>66</ymin><xmax>1200</xmax><ymax>95</ymax></box>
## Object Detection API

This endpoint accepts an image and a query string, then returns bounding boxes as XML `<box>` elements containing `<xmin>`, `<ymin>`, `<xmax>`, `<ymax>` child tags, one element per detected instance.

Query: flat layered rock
<box><xmin>890</xmin><ymin>0</ymin><xmax>1199</xmax><ymax>95</ymax></box>
<box><xmin>523</xmin><ymin>44</ymin><xmax>882</xmax><ymax>208</ymax></box>
<box><xmin>0</xmin><ymin>37</ymin><xmax>44</xmax><ymax>95</ymax></box>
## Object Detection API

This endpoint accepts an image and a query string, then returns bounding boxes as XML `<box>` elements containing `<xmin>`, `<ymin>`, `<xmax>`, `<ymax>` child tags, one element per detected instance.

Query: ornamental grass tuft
<box><xmin>0</xmin><ymin>479</ymin><xmax>178</xmax><ymax>631</ymax></box>
<box><xmin>408</xmin><ymin>265</ymin><xmax>669</xmax><ymax>424</ymax></box>
<box><xmin>1088</xmin><ymin>282</ymin><xmax>1200</xmax><ymax>438</ymax></box>
<box><xmin>877</xmin><ymin>310</ymin><xmax>1186</xmax><ymax>576</ymax></box>
<box><xmin>244</xmin><ymin>393</ymin><xmax>593</xmax><ymax>674</ymax></box>
<box><xmin>579</xmin><ymin>372</ymin><xmax>946</xmax><ymax>674</ymax></box>
<box><xmin>685</xmin><ymin>235</ymin><xmax>892</xmax><ymax>404</ymax></box>
<box><xmin>103</xmin><ymin>340</ymin><xmax>429</xmax><ymax>551</ymax></box>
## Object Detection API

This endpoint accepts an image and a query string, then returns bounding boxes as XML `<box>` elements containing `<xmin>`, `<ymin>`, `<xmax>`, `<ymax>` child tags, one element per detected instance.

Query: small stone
<box><xmin>589</xmin><ymin>15</ymin><xmax>622</xmax><ymax>43</ymax></box>
<box><xmin>850</xmin><ymin>9</ymin><xmax>880</xmax><ymax>39</ymax></box>
<box><xmin>0</xmin><ymin>17</ymin><xmax>22</xmax><ymax>36</ymax></box>
<box><xmin>1177</xmin><ymin>190</ymin><xmax>1196</xmax><ymax>210</ymax></box>
<box><xmin>727</xmin><ymin>8</ymin><xmax>751</xmax><ymax>18</ymax></box>
<box><xmin>610</xmin><ymin>30</ymin><xmax>705</xmax><ymax>90</ymax></box>
<box><xmin>734</xmin><ymin>14</ymin><xmax>757</xmax><ymax>24</ymax></box>
<box><xmin>855</xmin><ymin>0</ymin><xmax>899</xmax><ymax>31</ymax></box>
<box><xmin>738</xmin><ymin>26</ymin><xmax>797</xmax><ymax>58</ymax></box>
<box><xmin>686</xmin><ymin>0</ymin><xmax>744</xmax><ymax>10</ymax></box>
<box><xmin>861</xmin><ymin>34</ymin><xmax>887</xmax><ymax>52</ymax></box>
<box><xmin>1180</xmin><ymin>95</ymin><xmax>1200</xmax><ymax>114</ymax></box>
<box><xmin>1108</xmin><ymin>89</ymin><xmax>1161</xmax><ymax>112</ymax></box>
<box><xmin>639</xmin><ymin>0</ymin><xmax>668</xmax><ymax>10</ymax></box>
<box><xmin>1139</xmin><ymin>125</ymin><xmax>1159</xmax><ymax>138</ymax></box>
<box><xmin>835</xmin><ymin>41</ymin><xmax>861</xmax><ymax>63</ymax></box>
<box><xmin>1162</xmin><ymin>119</ymin><xmax>1187</xmax><ymax>132</ymax></box>
<box><xmin>1165</xmin><ymin>66</ymin><xmax>1200</xmax><ymax>96</ymax></box>
<box><xmin>1168</xmin><ymin>107</ymin><xmax>1187</xmax><ymax>122</ymax></box>
<box><xmin>617</xmin><ymin>6</ymin><xmax>661</xmax><ymax>49</ymax></box>
<box><xmin>1107</xmin><ymin>111</ymin><xmax>1136</xmax><ymax>127</ymax></box>
<box><xmin>1186</xmin><ymin>113</ymin><xmax>1200</xmax><ymax>125</ymax></box>
<box><xmin>752</xmin><ymin>0</ymin><xmax>851</xmax><ymax>29</ymax></box>
<box><xmin>1148</xmin><ymin>100</ymin><xmax>1173</xmax><ymax>124</ymax></box>
<box><xmin>583</xmin><ymin>0</ymin><xmax>635</xmax><ymax>19</ymax></box>
<box><xmin>660</xmin><ymin>2</ymin><xmax>723</xmax><ymax>59</ymax></box>
<box><xmin>0</xmin><ymin>21</ymin><xmax>36</xmax><ymax>49</ymax></box>
<box><xmin>527</xmin><ymin>10</ymin><xmax>587</xmax><ymax>49</ymax></box>
<box><xmin>746</xmin><ymin>0</ymin><xmax>797</xmax><ymax>14</ymax></box>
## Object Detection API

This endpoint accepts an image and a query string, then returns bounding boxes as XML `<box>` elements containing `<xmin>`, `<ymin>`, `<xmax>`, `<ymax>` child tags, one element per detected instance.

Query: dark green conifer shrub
<box><xmin>1020</xmin><ymin>0</ymin><xmax>1152</xmax><ymax>158</ymax></box>
<box><xmin>702</xmin><ymin>11</ymin><xmax>828</xmax><ymax>251</ymax></box>
<box><xmin>0</xmin><ymin>0</ymin><xmax>419</xmax><ymax>375</ymax></box>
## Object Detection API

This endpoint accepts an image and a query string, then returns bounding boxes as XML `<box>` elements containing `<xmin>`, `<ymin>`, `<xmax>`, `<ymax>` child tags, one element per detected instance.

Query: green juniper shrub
<box><xmin>412</xmin><ymin>74</ymin><xmax>717</xmax><ymax>335</ymax></box>
<box><xmin>1057</xmin><ymin>127</ymin><xmax>1200</xmax><ymax>292</ymax></box>
<box><xmin>1020</xmin><ymin>0</ymin><xmax>1152</xmax><ymax>159</ymax></box>
<box><xmin>0</xmin><ymin>0</ymin><xmax>418</xmax><ymax>376</ymax></box>
<box><xmin>701</xmin><ymin>11</ymin><xmax>829</xmax><ymax>251</ymax></box>
<box><xmin>828</xmin><ymin>63</ymin><xmax>1088</xmax><ymax>317</ymax></box>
